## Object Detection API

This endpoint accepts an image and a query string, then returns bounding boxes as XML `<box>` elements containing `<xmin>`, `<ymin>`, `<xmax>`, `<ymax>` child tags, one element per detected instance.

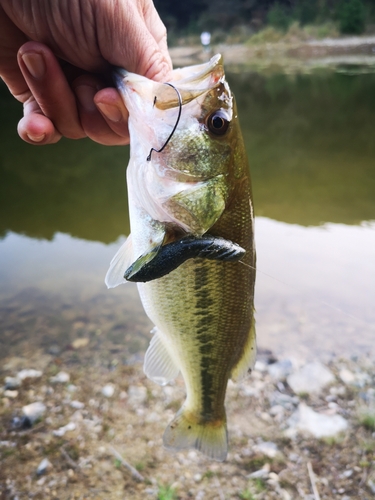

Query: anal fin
<box><xmin>144</xmin><ymin>328</ymin><xmax>179</xmax><ymax>386</ymax></box>
<box><xmin>230</xmin><ymin>316</ymin><xmax>257</xmax><ymax>382</ymax></box>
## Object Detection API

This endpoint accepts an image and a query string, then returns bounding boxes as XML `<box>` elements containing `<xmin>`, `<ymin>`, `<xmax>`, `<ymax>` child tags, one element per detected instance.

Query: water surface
<box><xmin>1</xmin><ymin>66</ymin><xmax>374</xmax><ymax>365</ymax></box>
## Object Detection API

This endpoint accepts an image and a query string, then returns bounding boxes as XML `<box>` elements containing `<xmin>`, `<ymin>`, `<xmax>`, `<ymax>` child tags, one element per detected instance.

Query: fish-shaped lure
<box><xmin>106</xmin><ymin>55</ymin><xmax>256</xmax><ymax>461</ymax></box>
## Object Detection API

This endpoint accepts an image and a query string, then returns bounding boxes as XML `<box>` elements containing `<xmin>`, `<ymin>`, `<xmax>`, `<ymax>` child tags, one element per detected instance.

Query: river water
<box><xmin>1</xmin><ymin>64</ymin><xmax>374</xmax><ymax>365</ymax></box>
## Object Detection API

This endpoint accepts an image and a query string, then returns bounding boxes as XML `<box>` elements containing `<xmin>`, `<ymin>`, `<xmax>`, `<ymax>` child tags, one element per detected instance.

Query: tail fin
<box><xmin>163</xmin><ymin>408</ymin><xmax>228</xmax><ymax>462</ymax></box>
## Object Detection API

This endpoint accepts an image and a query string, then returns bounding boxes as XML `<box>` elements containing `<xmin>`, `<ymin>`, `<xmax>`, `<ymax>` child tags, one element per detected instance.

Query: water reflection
<box><xmin>1</xmin><ymin>67</ymin><xmax>375</xmax><ymax>362</ymax></box>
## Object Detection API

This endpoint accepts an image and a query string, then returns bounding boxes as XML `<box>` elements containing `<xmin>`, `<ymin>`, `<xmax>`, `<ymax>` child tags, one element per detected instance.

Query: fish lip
<box><xmin>113</xmin><ymin>53</ymin><xmax>223</xmax><ymax>88</ymax></box>
<box><xmin>172</xmin><ymin>53</ymin><xmax>223</xmax><ymax>85</ymax></box>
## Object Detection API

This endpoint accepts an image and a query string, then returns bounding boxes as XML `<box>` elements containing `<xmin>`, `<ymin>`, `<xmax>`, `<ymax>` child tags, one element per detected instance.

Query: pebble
<box><xmin>247</xmin><ymin>463</ymin><xmax>271</xmax><ymax>479</ymax></box>
<box><xmin>368</xmin><ymin>479</ymin><xmax>375</xmax><ymax>494</ymax></box>
<box><xmin>50</xmin><ymin>371</ymin><xmax>70</xmax><ymax>384</ymax></box>
<box><xmin>268</xmin><ymin>359</ymin><xmax>293</xmax><ymax>381</ymax></box>
<box><xmin>4</xmin><ymin>390</ymin><xmax>18</xmax><ymax>399</ymax></box>
<box><xmin>128</xmin><ymin>385</ymin><xmax>147</xmax><ymax>405</ymax></box>
<box><xmin>254</xmin><ymin>360</ymin><xmax>268</xmax><ymax>372</ymax></box>
<box><xmin>269</xmin><ymin>391</ymin><xmax>299</xmax><ymax>410</ymax></box>
<box><xmin>22</xmin><ymin>402</ymin><xmax>46</xmax><ymax>424</ymax></box>
<box><xmin>70</xmin><ymin>400</ymin><xmax>85</xmax><ymax>409</ymax></box>
<box><xmin>53</xmin><ymin>422</ymin><xmax>76</xmax><ymax>437</ymax></box>
<box><xmin>101</xmin><ymin>384</ymin><xmax>115</xmax><ymax>398</ymax></box>
<box><xmin>339</xmin><ymin>368</ymin><xmax>356</xmax><ymax>385</ymax></box>
<box><xmin>36</xmin><ymin>458</ymin><xmax>52</xmax><ymax>476</ymax></box>
<box><xmin>4</xmin><ymin>377</ymin><xmax>21</xmax><ymax>390</ymax></box>
<box><xmin>287</xmin><ymin>362</ymin><xmax>334</xmax><ymax>394</ymax></box>
<box><xmin>17</xmin><ymin>369</ymin><xmax>43</xmax><ymax>381</ymax></box>
<box><xmin>71</xmin><ymin>338</ymin><xmax>89</xmax><ymax>349</ymax></box>
<box><xmin>253</xmin><ymin>441</ymin><xmax>284</xmax><ymax>460</ymax></box>
<box><xmin>286</xmin><ymin>402</ymin><xmax>348</xmax><ymax>438</ymax></box>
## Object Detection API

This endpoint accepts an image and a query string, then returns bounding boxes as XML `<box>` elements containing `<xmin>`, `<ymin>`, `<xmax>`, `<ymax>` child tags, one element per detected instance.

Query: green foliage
<box><xmin>154</xmin><ymin>0</ymin><xmax>370</xmax><ymax>39</ymax></box>
<box><xmin>267</xmin><ymin>2</ymin><xmax>292</xmax><ymax>31</ymax></box>
<box><xmin>304</xmin><ymin>21</ymin><xmax>339</xmax><ymax>39</ymax></box>
<box><xmin>337</xmin><ymin>0</ymin><xmax>366</xmax><ymax>34</ymax></box>
<box><xmin>157</xmin><ymin>484</ymin><xmax>178</xmax><ymax>500</ymax></box>
<box><xmin>239</xmin><ymin>489</ymin><xmax>256</xmax><ymax>500</ymax></box>
<box><xmin>294</xmin><ymin>0</ymin><xmax>318</xmax><ymax>25</ymax></box>
<box><xmin>358</xmin><ymin>409</ymin><xmax>375</xmax><ymax>431</ymax></box>
<box><xmin>247</xmin><ymin>26</ymin><xmax>284</xmax><ymax>44</ymax></box>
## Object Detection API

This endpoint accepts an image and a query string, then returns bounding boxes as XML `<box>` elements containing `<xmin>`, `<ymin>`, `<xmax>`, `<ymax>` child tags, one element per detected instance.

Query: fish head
<box><xmin>115</xmin><ymin>55</ymin><xmax>246</xmax><ymax>235</ymax></box>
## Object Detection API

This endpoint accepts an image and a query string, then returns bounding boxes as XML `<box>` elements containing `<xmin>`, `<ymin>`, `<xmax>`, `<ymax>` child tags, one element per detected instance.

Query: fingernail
<box><xmin>26</xmin><ymin>133</ymin><xmax>45</xmax><ymax>143</ymax></box>
<box><xmin>75</xmin><ymin>85</ymin><xmax>97</xmax><ymax>112</ymax></box>
<box><xmin>96</xmin><ymin>102</ymin><xmax>122</xmax><ymax>123</ymax></box>
<box><xmin>21</xmin><ymin>52</ymin><xmax>46</xmax><ymax>79</ymax></box>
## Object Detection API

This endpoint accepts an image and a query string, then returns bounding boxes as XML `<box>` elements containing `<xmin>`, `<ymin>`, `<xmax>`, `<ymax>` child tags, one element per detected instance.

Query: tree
<box><xmin>337</xmin><ymin>0</ymin><xmax>366</xmax><ymax>34</ymax></box>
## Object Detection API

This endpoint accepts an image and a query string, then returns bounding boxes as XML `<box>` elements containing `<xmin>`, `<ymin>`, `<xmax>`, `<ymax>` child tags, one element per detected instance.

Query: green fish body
<box><xmin>106</xmin><ymin>55</ymin><xmax>256</xmax><ymax>461</ymax></box>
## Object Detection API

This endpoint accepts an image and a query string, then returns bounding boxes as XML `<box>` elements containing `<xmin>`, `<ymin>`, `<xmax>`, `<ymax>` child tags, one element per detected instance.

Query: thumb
<box><xmin>94</xmin><ymin>0</ymin><xmax>173</xmax><ymax>82</ymax></box>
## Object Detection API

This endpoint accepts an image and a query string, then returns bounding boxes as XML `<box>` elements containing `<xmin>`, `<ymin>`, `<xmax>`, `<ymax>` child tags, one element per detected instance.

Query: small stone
<box><xmin>53</xmin><ymin>422</ymin><xmax>76</xmax><ymax>437</ymax></box>
<box><xmin>340</xmin><ymin>470</ymin><xmax>353</xmax><ymax>478</ymax></box>
<box><xmin>71</xmin><ymin>338</ymin><xmax>89</xmax><ymax>349</ymax></box>
<box><xmin>17</xmin><ymin>369</ymin><xmax>43</xmax><ymax>381</ymax></box>
<box><xmin>269</xmin><ymin>391</ymin><xmax>299</xmax><ymax>410</ymax></box>
<box><xmin>270</xmin><ymin>405</ymin><xmax>285</xmax><ymax>418</ymax></box>
<box><xmin>254</xmin><ymin>360</ymin><xmax>268</xmax><ymax>372</ymax></box>
<box><xmin>101</xmin><ymin>384</ymin><xmax>115</xmax><ymax>398</ymax></box>
<box><xmin>4</xmin><ymin>377</ymin><xmax>21</xmax><ymax>390</ymax></box>
<box><xmin>128</xmin><ymin>385</ymin><xmax>147</xmax><ymax>405</ymax></box>
<box><xmin>4</xmin><ymin>390</ymin><xmax>18</xmax><ymax>399</ymax></box>
<box><xmin>66</xmin><ymin>384</ymin><xmax>77</xmax><ymax>393</ymax></box>
<box><xmin>288</xmin><ymin>452</ymin><xmax>299</xmax><ymax>462</ymax></box>
<box><xmin>286</xmin><ymin>402</ymin><xmax>348</xmax><ymax>438</ymax></box>
<box><xmin>367</xmin><ymin>479</ymin><xmax>375</xmax><ymax>494</ymax></box>
<box><xmin>247</xmin><ymin>463</ymin><xmax>270</xmax><ymax>479</ymax></box>
<box><xmin>194</xmin><ymin>473</ymin><xmax>202</xmax><ymax>482</ymax></box>
<box><xmin>253</xmin><ymin>441</ymin><xmax>284</xmax><ymax>460</ymax></box>
<box><xmin>287</xmin><ymin>362</ymin><xmax>334</xmax><ymax>395</ymax></box>
<box><xmin>268</xmin><ymin>359</ymin><xmax>293</xmax><ymax>381</ymax></box>
<box><xmin>70</xmin><ymin>400</ymin><xmax>84</xmax><ymax>409</ymax></box>
<box><xmin>339</xmin><ymin>368</ymin><xmax>355</xmax><ymax>385</ymax></box>
<box><xmin>36</xmin><ymin>458</ymin><xmax>52</xmax><ymax>476</ymax></box>
<box><xmin>50</xmin><ymin>371</ymin><xmax>70</xmax><ymax>384</ymax></box>
<box><xmin>0</xmin><ymin>441</ymin><xmax>16</xmax><ymax>448</ymax></box>
<box><xmin>22</xmin><ymin>402</ymin><xmax>46</xmax><ymax>424</ymax></box>
<box><xmin>48</xmin><ymin>345</ymin><xmax>61</xmax><ymax>355</ymax></box>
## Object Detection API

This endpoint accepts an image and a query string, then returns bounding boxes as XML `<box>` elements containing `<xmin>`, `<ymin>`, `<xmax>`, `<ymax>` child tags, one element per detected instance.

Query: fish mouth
<box><xmin>113</xmin><ymin>54</ymin><xmax>225</xmax><ymax>110</ymax></box>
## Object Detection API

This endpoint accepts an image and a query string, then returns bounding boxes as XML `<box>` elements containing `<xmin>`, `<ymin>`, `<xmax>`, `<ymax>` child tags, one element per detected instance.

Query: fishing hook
<box><xmin>147</xmin><ymin>83</ymin><xmax>182</xmax><ymax>162</ymax></box>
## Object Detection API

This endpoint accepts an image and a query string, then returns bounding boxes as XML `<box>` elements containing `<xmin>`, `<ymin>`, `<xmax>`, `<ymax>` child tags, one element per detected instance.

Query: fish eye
<box><xmin>206</xmin><ymin>110</ymin><xmax>230</xmax><ymax>136</ymax></box>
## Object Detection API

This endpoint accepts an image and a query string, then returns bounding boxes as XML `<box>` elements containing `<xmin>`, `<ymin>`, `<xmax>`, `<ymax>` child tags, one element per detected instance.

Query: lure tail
<box><xmin>163</xmin><ymin>407</ymin><xmax>228</xmax><ymax>462</ymax></box>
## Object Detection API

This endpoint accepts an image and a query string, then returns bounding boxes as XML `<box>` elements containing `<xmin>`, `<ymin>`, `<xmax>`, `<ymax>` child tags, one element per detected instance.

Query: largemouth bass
<box><xmin>106</xmin><ymin>55</ymin><xmax>256</xmax><ymax>461</ymax></box>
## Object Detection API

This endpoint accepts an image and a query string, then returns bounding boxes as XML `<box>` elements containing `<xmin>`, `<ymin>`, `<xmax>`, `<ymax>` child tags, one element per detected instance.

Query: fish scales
<box><xmin>106</xmin><ymin>54</ymin><xmax>256</xmax><ymax>461</ymax></box>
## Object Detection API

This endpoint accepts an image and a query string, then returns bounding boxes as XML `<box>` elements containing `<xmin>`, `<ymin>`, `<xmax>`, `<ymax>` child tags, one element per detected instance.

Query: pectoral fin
<box><xmin>144</xmin><ymin>328</ymin><xmax>180</xmax><ymax>385</ymax></box>
<box><xmin>105</xmin><ymin>235</ymin><xmax>133</xmax><ymax>288</ymax></box>
<box><xmin>124</xmin><ymin>235</ymin><xmax>245</xmax><ymax>283</ymax></box>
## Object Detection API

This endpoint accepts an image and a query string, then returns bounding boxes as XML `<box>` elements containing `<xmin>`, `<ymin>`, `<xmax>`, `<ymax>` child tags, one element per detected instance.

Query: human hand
<box><xmin>0</xmin><ymin>0</ymin><xmax>172</xmax><ymax>145</ymax></box>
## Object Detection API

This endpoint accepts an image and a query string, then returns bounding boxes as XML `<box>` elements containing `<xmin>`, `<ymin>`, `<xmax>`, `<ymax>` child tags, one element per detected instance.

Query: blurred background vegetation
<box><xmin>154</xmin><ymin>0</ymin><xmax>375</xmax><ymax>44</ymax></box>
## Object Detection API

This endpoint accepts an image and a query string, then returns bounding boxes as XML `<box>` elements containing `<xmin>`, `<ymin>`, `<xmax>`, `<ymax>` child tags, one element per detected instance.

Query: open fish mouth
<box><xmin>113</xmin><ymin>54</ymin><xmax>225</xmax><ymax>111</ymax></box>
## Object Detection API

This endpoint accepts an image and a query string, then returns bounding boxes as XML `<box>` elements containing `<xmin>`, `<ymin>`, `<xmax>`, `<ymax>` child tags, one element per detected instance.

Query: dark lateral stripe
<box><xmin>193</xmin><ymin>264</ymin><xmax>219</xmax><ymax>419</ymax></box>
<box><xmin>124</xmin><ymin>235</ymin><xmax>245</xmax><ymax>282</ymax></box>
